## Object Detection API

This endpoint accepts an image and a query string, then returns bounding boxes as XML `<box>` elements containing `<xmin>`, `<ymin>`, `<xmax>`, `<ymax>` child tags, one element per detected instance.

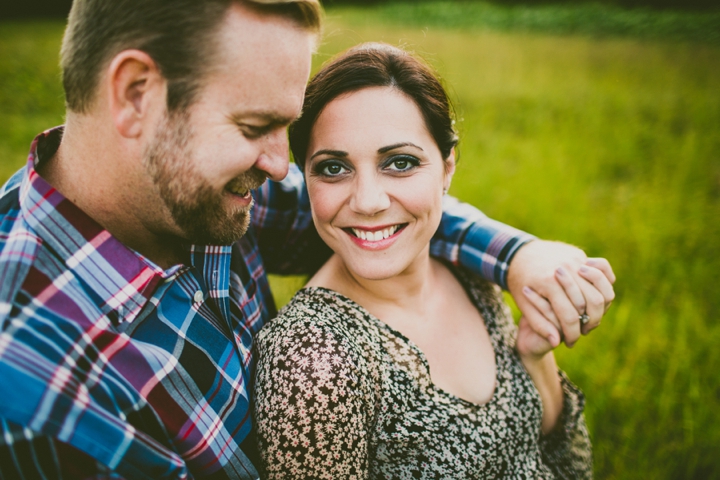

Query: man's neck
<box><xmin>38</xmin><ymin>117</ymin><xmax>187</xmax><ymax>270</ymax></box>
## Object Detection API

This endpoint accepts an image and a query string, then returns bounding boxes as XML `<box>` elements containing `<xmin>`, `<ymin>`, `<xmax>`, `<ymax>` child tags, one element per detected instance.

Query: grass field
<box><xmin>1</xmin><ymin>2</ymin><xmax>719</xmax><ymax>478</ymax></box>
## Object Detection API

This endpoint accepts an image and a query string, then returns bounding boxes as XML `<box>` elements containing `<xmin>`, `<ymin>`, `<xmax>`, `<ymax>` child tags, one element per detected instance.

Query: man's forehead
<box><xmin>211</xmin><ymin>6</ymin><xmax>313</xmax><ymax>81</ymax></box>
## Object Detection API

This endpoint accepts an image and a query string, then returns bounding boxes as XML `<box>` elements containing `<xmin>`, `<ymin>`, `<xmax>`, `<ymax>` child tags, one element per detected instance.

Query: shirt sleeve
<box><xmin>0</xmin><ymin>418</ymin><xmax>120</xmax><ymax>479</ymax></box>
<box><xmin>252</xmin><ymin>165</ymin><xmax>536</xmax><ymax>286</ymax></box>
<box><xmin>253</xmin><ymin>312</ymin><xmax>375</xmax><ymax>480</ymax></box>
<box><xmin>431</xmin><ymin>196</ymin><xmax>537</xmax><ymax>290</ymax></box>
<box><xmin>539</xmin><ymin>371</ymin><xmax>594</xmax><ymax>479</ymax></box>
<box><xmin>251</xmin><ymin>164</ymin><xmax>332</xmax><ymax>276</ymax></box>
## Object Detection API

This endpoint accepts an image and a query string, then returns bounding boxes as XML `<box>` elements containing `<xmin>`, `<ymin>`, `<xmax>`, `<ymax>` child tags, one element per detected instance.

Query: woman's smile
<box><xmin>304</xmin><ymin>86</ymin><xmax>454</xmax><ymax>281</ymax></box>
<box><xmin>343</xmin><ymin>223</ymin><xmax>408</xmax><ymax>249</ymax></box>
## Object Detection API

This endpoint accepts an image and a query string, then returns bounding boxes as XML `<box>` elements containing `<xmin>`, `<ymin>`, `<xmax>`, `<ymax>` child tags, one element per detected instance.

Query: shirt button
<box><xmin>193</xmin><ymin>290</ymin><xmax>204</xmax><ymax>304</ymax></box>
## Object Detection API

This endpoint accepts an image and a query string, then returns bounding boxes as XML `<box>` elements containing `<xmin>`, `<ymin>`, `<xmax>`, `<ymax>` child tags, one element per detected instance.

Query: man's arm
<box><xmin>432</xmin><ymin>196</ymin><xmax>615</xmax><ymax>347</ymax></box>
<box><xmin>251</xmin><ymin>164</ymin><xmax>331</xmax><ymax>275</ymax></box>
<box><xmin>252</xmin><ymin>173</ymin><xmax>615</xmax><ymax>344</ymax></box>
<box><xmin>253</xmin><ymin>169</ymin><xmax>533</xmax><ymax>282</ymax></box>
<box><xmin>430</xmin><ymin>195</ymin><xmax>536</xmax><ymax>289</ymax></box>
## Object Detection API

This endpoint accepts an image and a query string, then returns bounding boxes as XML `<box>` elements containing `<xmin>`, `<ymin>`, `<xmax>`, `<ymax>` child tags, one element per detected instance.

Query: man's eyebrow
<box><xmin>378</xmin><ymin>142</ymin><xmax>424</xmax><ymax>154</ymax></box>
<box><xmin>309</xmin><ymin>149</ymin><xmax>348</xmax><ymax>160</ymax></box>
<box><xmin>230</xmin><ymin>111</ymin><xmax>296</xmax><ymax>127</ymax></box>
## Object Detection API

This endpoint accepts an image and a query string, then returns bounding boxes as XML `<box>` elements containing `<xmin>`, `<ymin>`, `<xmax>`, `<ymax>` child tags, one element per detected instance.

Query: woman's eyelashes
<box><xmin>312</xmin><ymin>159</ymin><xmax>351</xmax><ymax>178</ymax></box>
<box><xmin>382</xmin><ymin>154</ymin><xmax>421</xmax><ymax>173</ymax></box>
<box><xmin>311</xmin><ymin>154</ymin><xmax>421</xmax><ymax>179</ymax></box>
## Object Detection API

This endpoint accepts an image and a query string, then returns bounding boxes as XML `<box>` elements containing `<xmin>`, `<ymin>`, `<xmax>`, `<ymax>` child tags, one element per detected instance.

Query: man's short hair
<box><xmin>61</xmin><ymin>0</ymin><xmax>322</xmax><ymax>114</ymax></box>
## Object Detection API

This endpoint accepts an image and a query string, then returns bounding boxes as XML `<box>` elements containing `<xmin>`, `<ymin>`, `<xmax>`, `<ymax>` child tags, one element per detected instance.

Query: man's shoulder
<box><xmin>0</xmin><ymin>168</ymin><xmax>45</xmax><ymax>327</ymax></box>
<box><xmin>0</xmin><ymin>168</ymin><xmax>23</xmax><ymax>218</ymax></box>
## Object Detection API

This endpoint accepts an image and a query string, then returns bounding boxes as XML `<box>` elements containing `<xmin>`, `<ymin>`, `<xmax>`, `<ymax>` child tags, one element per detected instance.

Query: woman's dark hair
<box><xmin>289</xmin><ymin>42</ymin><xmax>459</xmax><ymax>170</ymax></box>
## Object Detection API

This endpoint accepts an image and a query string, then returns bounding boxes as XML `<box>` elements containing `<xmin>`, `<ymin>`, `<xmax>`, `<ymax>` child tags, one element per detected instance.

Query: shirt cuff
<box><xmin>432</xmin><ymin>196</ymin><xmax>537</xmax><ymax>289</ymax></box>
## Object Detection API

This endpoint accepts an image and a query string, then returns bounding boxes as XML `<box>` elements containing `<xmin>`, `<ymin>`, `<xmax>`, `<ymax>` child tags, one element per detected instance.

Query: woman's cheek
<box><xmin>309</xmin><ymin>184</ymin><xmax>341</xmax><ymax>234</ymax></box>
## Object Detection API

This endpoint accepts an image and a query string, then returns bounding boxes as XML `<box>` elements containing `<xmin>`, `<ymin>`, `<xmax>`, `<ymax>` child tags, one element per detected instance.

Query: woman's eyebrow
<box><xmin>310</xmin><ymin>149</ymin><xmax>348</xmax><ymax>160</ymax></box>
<box><xmin>378</xmin><ymin>142</ymin><xmax>424</xmax><ymax>154</ymax></box>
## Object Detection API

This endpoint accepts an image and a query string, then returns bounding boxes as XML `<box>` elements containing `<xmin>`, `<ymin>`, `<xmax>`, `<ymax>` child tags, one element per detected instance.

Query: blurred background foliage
<box><xmin>1</xmin><ymin>1</ymin><xmax>719</xmax><ymax>478</ymax></box>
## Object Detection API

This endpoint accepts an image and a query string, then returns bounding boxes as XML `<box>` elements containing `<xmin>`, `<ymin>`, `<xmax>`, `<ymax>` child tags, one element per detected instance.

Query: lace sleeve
<box><xmin>539</xmin><ymin>370</ymin><xmax>594</xmax><ymax>479</ymax></box>
<box><xmin>253</xmin><ymin>310</ymin><xmax>376</xmax><ymax>479</ymax></box>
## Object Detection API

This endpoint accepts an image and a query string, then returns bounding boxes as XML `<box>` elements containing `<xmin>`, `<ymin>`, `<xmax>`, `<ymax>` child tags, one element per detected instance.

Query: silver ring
<box><xmin>579</xmin><ymin>313</ymin><xmax>590</xmax><ymax>326</ymax></box>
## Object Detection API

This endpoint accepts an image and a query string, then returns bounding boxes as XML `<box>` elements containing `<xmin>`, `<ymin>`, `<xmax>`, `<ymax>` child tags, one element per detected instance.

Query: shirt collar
<box><xmin>21</xmin><ymin>126</ymin><xmax>171</xmax><ymax>328</ymax></box>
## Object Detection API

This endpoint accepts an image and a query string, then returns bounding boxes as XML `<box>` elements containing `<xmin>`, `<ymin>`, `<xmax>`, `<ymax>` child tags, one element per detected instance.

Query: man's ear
<box><xmin>107</xmin><ymin>50</ymin><xmax>166</xmax><ymax>139</ymax></box>
<box><xmin>443</xmin><ymin>147</ymin><xmax>457</xmax><ymax>193</ymax></box>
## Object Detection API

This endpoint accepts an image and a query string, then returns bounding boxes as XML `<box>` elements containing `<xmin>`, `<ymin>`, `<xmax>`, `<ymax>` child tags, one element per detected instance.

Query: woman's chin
<box><xmin>342</xmin><ymin>259</ymin><xmax>408</xmax><ymax>282</ymax></box>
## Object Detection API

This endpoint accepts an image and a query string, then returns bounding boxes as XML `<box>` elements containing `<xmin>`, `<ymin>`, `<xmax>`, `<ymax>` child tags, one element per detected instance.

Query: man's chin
<box><xmin>179</xmin><ymin>215</ymin><xmax>251</xmax><ymax>246</ymax></box>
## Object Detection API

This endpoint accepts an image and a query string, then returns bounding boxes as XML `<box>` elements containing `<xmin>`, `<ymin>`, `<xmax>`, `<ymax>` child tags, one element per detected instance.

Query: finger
<box><xmin>522</xmin><ymin>286</ymin><xmax>561</xmax><ymax>332</ymax></box>
<box><xmin>554</xmin><ymin>267</ymin><xmax>587</xmax><ymax>315</ymax></box>
<box><xmin>519</xmin><ymin>288</ymin><xmax>562</xmax><ymax>348</ymax></box>
<box><xmin>517</xmin><ymin>316</ymin><xmax>554</xmax><ymax>359</ymax></box>
<box><xmin>541</xmin><ymin>279</ymin><xmax>583</xmax><ymax>348</ymax></box>
<box><xmin>579</xmin><ymin>265</ymin><xmax>616</xmax><ymax>313</ymax></box>
<box><xmin>585</xmin><ymin>257</ymin><xmax>616</xmax><ymax>284</ymax></box>
<box><xmin>574</xmin><ymin>275</ymin><xmax>606</xmax><ymax>335</ymax></box>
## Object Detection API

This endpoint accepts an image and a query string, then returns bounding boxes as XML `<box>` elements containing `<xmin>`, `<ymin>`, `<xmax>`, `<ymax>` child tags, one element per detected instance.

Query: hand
<box><xmin>507</xmin><ymin>240</ymin><xmax>616</xmax><ymax>348</ymax></box>
<box><xmin>516</xmin><ymin>315</ymin><xmax>554</xmax><ymax>361</ymax></box>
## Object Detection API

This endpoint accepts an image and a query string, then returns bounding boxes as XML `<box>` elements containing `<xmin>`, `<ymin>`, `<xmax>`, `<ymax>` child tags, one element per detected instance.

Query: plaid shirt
<box><xmin>0</xmin><ymin>127</ymin><xmax>534</xmax><ymax>479</ymax></box>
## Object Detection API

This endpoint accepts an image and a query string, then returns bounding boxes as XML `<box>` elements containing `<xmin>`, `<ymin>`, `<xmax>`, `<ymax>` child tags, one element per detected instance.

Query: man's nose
<box><xmin>254</xmin><ymin>129</ymin><xmax>290</xmax><ymax>182</ymax></box>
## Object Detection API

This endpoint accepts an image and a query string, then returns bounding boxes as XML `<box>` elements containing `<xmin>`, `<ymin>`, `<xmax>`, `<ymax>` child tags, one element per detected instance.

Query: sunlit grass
<box><xmin>2</xmin><ymin>6</ymin><xmax>719</xmax><ymax>478</ymax></box>
<box><xmin>309</xmin><ymin>11</ymin><xmax>720</xmax><ymax>478</ymax></box>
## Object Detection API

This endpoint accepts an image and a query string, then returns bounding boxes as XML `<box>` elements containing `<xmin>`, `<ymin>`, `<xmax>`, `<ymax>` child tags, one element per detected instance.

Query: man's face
<box><xmin>142</xmin><ymin>3</ymin><xmax>314</xmax><ymax>245</ymax></box>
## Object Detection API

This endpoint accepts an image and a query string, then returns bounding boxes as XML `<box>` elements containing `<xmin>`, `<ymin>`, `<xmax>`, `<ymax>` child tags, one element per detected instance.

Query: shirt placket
<box><xmin>188</xmin><ymin>246</ymin><xmax>234</xmax><ymax>341</ymax></box>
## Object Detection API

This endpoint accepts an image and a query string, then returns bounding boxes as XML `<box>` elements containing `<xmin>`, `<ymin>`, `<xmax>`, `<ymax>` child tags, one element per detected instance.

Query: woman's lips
<box><xmin>343</xmin><ymin>223</ymin><xmax>408</xmax><ymax>249</ymax></box>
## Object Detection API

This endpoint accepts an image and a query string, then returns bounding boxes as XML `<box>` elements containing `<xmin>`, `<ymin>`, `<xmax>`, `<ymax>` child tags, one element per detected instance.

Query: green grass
<box><xmin>326</xmin><ymin>1</ymin><xmax>720</xmax><ymax>43</ymax></box>
<box><xmin>0</xmin><ymin>21</ymin><xmax>66</xmax><ymax>180</ymax></box>
<box><xmin>2</xmin><ymin>3</ymin><xmax>719</xmax><ymax>478</ymax></box>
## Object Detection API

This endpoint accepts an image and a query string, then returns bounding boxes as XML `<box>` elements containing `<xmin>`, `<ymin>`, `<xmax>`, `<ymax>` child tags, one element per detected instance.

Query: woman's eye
<box><xmin>315</xmin><ymin>161</ymin><xmax>348</xmax><ymax>177</ymax></box>
<box><xmin>386</xmin><ymin>156</ymin><xmax>419</xmax><ymax>172</ymax></box>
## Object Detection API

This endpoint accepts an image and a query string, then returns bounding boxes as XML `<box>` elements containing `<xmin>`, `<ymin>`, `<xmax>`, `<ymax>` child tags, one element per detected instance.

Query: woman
<box><xmin>254</xmin><ymin>43</ymin><xmax>606</xmax><ymax>479</ymax></box>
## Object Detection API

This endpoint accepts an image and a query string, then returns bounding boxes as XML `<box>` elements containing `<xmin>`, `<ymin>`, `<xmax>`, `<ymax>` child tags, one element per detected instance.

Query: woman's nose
<box><xmin>348</xmin><ymin>172</ymin><xmax>390</xmax><ymax>216</ymax></box>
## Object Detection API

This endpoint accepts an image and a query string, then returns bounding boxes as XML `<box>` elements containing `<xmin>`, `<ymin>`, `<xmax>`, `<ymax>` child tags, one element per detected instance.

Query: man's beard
<box><xmin>144</xmin><ymin>112</ymin><xmax>266</xmax><ymax>245</ymax></box>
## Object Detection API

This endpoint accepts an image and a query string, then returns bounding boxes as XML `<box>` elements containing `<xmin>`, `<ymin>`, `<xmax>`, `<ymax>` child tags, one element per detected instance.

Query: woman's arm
<box><xmin>253</xmin><ymin>315</ymin><xmax>375</xmax><ymax>479</ymax></box>
<box><xmin>516</xmin><ymin>316</ymin><xmax>593</xmax><ymax>479</ymax></box>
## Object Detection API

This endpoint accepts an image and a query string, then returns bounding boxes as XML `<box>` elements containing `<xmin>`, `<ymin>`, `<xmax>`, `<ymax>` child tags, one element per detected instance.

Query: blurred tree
<box><xmin>0</xmin><ymin>0</ymin><xmax>72</xmax><ymax>19</ymax></box>
<box><xmin>322</xmin><ymin>0</ymin><xmax>719</xmax><ymax>11</ymax></box>
<box><xmin>0</xmin><ymin>0</ymin><xmax>716</xmax><ymax>19</ymax></box>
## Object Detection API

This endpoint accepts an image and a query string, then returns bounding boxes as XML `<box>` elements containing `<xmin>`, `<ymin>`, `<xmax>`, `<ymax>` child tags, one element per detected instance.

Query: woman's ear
<box><xmin>107</xmin><ymin>50</ymin><xmax>166</xmax><ymax>139</ymax></box>
<box><xmin>443</xmin><ymin>147</ymin><xmax>457</xmax><ymax>193</ymax></box>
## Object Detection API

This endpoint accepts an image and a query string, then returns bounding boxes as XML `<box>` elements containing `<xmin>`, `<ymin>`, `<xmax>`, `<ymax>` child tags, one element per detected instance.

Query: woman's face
<box><xmin>305</xmin><ymin>86</ymin><xmax>455</xmax><ymax>281</ymax></box>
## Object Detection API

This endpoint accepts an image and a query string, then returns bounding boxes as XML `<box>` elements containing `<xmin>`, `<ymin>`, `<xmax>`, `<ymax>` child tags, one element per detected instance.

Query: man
<box><xmin>0</xmin><ymin>0</ymin><xmax>613</xmax><ymax>477</ymax></box>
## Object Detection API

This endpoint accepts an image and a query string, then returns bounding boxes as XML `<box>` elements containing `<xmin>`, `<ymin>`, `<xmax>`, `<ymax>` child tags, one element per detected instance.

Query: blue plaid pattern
<box><xmin>0</xmin><ymin>127</ymin><xmax>534</xmax><ymax>478</ymax></box>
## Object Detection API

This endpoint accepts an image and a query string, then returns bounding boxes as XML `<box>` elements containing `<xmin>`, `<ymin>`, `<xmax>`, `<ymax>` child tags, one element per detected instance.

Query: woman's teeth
<box><xmin>351</xmin><ymin>225</ymin><xmax>399</xmax><ymax>241</ymax></box>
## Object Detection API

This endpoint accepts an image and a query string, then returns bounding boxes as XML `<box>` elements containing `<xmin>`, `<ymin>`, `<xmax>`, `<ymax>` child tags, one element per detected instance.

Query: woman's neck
<box><xmin>308</xmin><ymin>251</ymin><xmax>441</xmax><ymax>321</ymax></box>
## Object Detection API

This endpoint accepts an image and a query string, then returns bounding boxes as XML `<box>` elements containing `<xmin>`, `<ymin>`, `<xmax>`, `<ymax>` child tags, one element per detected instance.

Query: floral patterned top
<box><xmin>253</xmin><ymin>267</ymin><xmax>593</xmax><ymax>479</ymax></box>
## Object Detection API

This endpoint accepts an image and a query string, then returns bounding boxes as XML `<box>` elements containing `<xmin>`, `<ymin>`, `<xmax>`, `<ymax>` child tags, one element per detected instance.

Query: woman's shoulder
<box><xmin>447</xmin><ymin>263</ymin><xmax>519</xmax><ymax>347</ymax></box>
<box><xmin>256</xmin><ymin>287</ymin><xmax>382</xmax><ymax>360</ymax></box>
<box><xmin>255</xmin><ymin>287</ymin><xmax>385</xmax><ymax>400</ymax></box>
